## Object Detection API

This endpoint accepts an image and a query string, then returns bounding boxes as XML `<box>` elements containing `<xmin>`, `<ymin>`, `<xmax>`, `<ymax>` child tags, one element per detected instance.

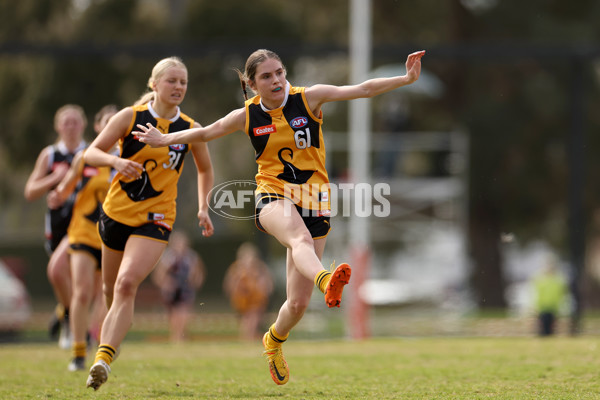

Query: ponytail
<box><xmin>234</xmin><ymin>68</ymin><xmax>248</xmax><ymax>101</ymax></box>
<box><xmin>134</xmin><ymin>91</ymin><xmax>155</xmax><ymax>106</ymax></box>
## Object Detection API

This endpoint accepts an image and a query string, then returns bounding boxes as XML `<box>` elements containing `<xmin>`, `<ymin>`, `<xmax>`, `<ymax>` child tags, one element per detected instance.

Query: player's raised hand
<box><xmin>405</xmin><ymin>50</ymin><xmax>425</xmax><ymax>84</ymax></box>
<box><xmin>133</xmin><ymin>123</ymin><xmax>166</xmax><ymax>148</ymax></box>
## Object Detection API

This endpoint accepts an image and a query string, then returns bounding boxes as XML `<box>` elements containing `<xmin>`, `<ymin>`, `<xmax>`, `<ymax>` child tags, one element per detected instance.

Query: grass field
<box><xmin>1</xmin><ymin>336</ymin><xmax>599</xmax><ymax>399</ymax></box>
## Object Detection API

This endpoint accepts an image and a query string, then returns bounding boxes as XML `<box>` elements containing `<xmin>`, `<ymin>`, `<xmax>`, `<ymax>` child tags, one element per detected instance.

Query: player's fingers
<box><xmin>126</xmin><ymin>163</ymin><xmax>144</xmax><ymax>179</ymax></box>
<box><xmin>123</xmin><ymin>170</ymin><xmax>139</xmax><ymax>180</ymax></box>
<box><xmin>200</xmin><ymin>219</ymin><xmax>214</xmax><ymax>237</ymax></box>
<box><xmin>407</xmin><ymin>51</ymin><xmax>425</xmax><ymax>64</ymax></box>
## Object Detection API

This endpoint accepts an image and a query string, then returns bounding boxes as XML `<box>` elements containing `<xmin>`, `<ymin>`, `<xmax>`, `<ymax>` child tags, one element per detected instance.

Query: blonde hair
<box><xmin>235</xmin><ymin>49</ymin><xmax>285</xmax><ymax>101</ymax></box>
<box><xmin>134</xmin><ymin>56</ymin><xmax>187</xmax><ymax>106</ymax></box>
<box><xmin>54</xmin><ymin>104</ymin><xmax>87</xmax><ymax>132</ymax></box>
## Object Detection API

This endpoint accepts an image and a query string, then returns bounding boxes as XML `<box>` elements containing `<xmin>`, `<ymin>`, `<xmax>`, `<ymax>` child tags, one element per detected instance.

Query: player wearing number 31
<box><xmin>135</xmin><ymin>49</ymin><xmax>425</xmax><ymax>385</ymax></box>
<box><xmin>83</xmin><ymin>57</ymin><xmax>214</xmax><ymax>391</ymax></box>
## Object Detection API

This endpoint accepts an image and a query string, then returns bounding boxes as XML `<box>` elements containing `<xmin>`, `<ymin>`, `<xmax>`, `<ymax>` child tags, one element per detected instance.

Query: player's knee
<box><xmin>46</xmin><ymin>264</ymin><xmax>64</xmax><ymax>285</ymax></box>
<box><xmin>72</xmin><ymin>287</ymin><xmax>93</xmax><ymax>305</ymax></box>
<box><xmin>289</xmin><ymin>231</ymin><xmax>314</xmax><ymax>250</ymax></box>
<box><xmin>113</xmin><ymin>276</ymin><xmax>139</xmax><ymax>298</ymax></box>
<box><xmin>287</xmin><ymin>297</ymin><xmax>309</xmax><ymax>317</ymax></box>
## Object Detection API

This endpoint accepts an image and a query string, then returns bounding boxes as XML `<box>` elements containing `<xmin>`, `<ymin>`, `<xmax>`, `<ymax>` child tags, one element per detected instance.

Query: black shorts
<box><xmin>255</xmin><ymin>193</ymin><xmax>331</xmax><ymax>239</ymax></box>
<box><xmin>69</xmin><ymin>243</ymin><xmax>102</xmax><ymax>270</ymax></box>
<box><xmin>98</xmin><ymin>208</ymin><xmax>171</xmax><ymax>251</ymax></box>
<box><xmin>45</xmin><ymin>204</ymin><xmax>73</xmax><ymax>254</ymax></box>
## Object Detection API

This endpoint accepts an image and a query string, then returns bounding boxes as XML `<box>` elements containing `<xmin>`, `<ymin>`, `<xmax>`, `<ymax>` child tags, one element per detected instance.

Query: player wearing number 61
<box><xmin>134</xmin><ymin>48</ymin><xmax>425</xmax><ymax>386</ymax></box>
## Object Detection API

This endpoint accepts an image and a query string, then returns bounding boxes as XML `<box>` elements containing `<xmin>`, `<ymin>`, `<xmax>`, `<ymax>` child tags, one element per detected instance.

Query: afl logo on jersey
<box><xmin>168</xmin><ymin>144</ymin><xmax>186</xmax><ymax>151</ymax></box>
<box><xmin>290</xmin><ymin>116</ymin><xmax>308</xmax><ymax>129</ymax></box>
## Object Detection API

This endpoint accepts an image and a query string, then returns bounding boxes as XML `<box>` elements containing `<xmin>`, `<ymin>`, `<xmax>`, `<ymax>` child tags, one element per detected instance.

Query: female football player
<box><xmin>24</xmin><ymin>104</ymin><xmax>88</xmax><ymax>349</ymax></box>
<box><xmin>83</xmin><ymin>57</ymin><xmax>214</xmax><ymax>390</ymax></box>
<box><xmin>48</xmin><ymin>105</ymin><xmax>118</xmax><ymax>372</ymax></box>
<box><xmin>135</xmin><ymin>49</ymin><xmax>424</xmax><ymax>385</ymax></box>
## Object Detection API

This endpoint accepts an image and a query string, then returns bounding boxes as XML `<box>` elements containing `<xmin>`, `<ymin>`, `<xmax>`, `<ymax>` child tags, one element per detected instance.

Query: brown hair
<box><xmin>94</xmin><ymin>104</ymin><xmax>118</xmax><ymax>125</ymax></box>
<box><xmin>134</xmin><ymin>57</ymin><xmax>187</xmax><ymax>106</ymax></box>
<box><xmin>235</xmin><ymin>49</ymin><xmax>285</xmax><ymax>101</ymax></box>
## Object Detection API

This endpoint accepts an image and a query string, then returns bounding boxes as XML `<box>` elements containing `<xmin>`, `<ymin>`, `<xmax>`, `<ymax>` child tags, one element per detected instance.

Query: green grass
<box><xmin>1</xmin><ymin>336</ymin><xmax>599</xmax><ymax>399</ymax></box>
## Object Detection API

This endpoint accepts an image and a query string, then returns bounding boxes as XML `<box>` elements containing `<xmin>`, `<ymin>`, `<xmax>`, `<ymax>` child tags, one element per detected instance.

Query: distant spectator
<box><xmin>533</xmin><ymin>256</ymin><xmax>567</xmax><ymax>336</ymax></box>
<box><xmin>152</xmin><ymin>231</ymin><xmax>206</xmax><ymax>343</ymax></box>
<box><xmin>223</xmin><ymin>242</ymin><xmax>273</xmax><ymax>341</ymax></box>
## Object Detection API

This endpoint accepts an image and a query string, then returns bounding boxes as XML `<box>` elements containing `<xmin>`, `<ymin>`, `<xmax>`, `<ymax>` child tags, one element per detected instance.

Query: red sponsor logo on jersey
<box><xmin>82</xmin><ymin>166</ymin><xmax>99</xmax><ymax>177</ymax></box>
<box><xmin>253</xmin><ymin>124</ymin><xmax>276</xmax><ymax>136</ymax></box>
<box><xmin>51</xmin><ymin>161</ymin><xmax>68</xmax><ymax>171</ymax></box>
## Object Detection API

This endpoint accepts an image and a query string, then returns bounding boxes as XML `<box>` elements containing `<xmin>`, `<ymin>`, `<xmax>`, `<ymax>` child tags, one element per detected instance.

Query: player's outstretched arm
<box><xmin>135</xmin><ymin>108</ymin><xmax>246</xmax><ymax>147</ymax></box>
<box><xmin>305</xmin><ymin>50</ymin><xmax>425</xmax><ymax>111</ymax></box>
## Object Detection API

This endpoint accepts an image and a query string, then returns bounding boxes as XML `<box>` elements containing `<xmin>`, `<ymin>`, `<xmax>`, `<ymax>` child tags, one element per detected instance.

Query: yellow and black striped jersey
<box><xmin>245</xmin><ymin>84</ymin><xmax>330</xmax><ymax>212</ymax></box>
<box><xmin>102</xmin><ymin>102</ymin><xmax>194</xmax><ymax>229</ymax></box>
<box><xmin>67</xmin><ymin>155</ymin><xmax>114</xmax><ymax>249</ymax></box>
